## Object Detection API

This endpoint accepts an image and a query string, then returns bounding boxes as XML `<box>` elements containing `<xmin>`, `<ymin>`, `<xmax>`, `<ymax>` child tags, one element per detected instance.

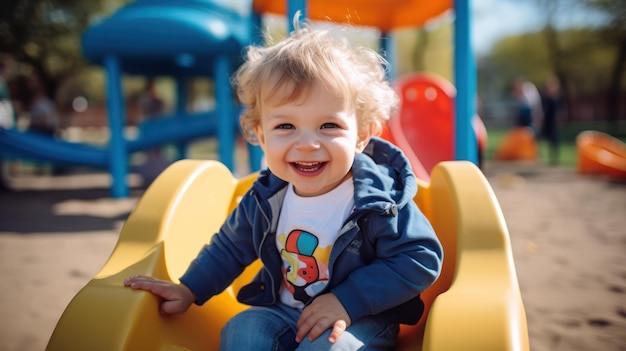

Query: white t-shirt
<box><xmin>275</xmin><ymin>178</ymin><xmax>355</xmax><ymax>309</ymax></box>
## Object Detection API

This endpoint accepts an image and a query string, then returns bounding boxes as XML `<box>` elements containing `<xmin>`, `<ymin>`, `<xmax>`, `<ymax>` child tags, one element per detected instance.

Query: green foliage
<box><xmin>479</xmin><ymin>27</ymin><xmax>619</xmax><ymax>93</ymax></box>
<box><xmin>0</xmin><ymin>0</ymin><xmax>126</xmax><ymax>103</ymax></box>
<box><xmin>395</xmin><ymin>18</ymin><xmax>454</xmax><ymax>81</ymax></box>
<box><xmin>479</xmin><ymin>0</ymin><xmax>625</xmax><ymax>126</ymax></box>
<box><xmin>482</xmin><ymin>32</ymin><xmax>549</xmax><ymax>91</ymax></box>
<box><xmin>582</xmin><ymin>0</ymin><xmax>626</xmax><ymax>32</ymax></box>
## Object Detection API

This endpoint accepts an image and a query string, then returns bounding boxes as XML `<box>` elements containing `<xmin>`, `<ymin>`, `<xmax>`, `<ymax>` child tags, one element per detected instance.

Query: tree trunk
<box><xmin>542</xmin><ymin>24</ymin><xmax>572</xmax><ymax>122</ymax></box>
<box><xmin>607</xmin><ymin>37</ymin><xmax>625</xmax><ymax>133</ymax></box>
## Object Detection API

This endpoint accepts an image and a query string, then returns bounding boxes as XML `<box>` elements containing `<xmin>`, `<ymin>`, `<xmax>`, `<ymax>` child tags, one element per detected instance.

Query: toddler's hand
<box><xmin>296</xmin><ymin>293</ymin><xmax>351</xmax><ymax>344</ymax></box>
<box><xmin>124</xmin><ymin>275</ymin><xmax>195</xmax><ymax>314</ymax></box>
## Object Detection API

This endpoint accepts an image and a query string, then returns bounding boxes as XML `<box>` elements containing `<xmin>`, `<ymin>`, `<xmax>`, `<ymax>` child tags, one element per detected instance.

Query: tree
<box><xmin>532</xmin><ymin>0</ymin><xmax>625</xmax><ymax>126</ymax></box>
<box><xmin>583</xmin><ymin>0</ymin><xmax>626</xmax><ymax>127</ymax></box>
<box><xmin>477</xmin><ymin>0</ymin><xmax>624</xmax><ymax>127</ymax></box>
<box><xmin>0</xmin><ymin>0</ymin><xmax>123</xmax><ymax>106</ymax></box>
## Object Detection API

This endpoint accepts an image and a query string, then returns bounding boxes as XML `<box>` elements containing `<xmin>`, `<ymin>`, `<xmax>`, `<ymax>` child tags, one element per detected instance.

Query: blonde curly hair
<box><xmin>233</xmin><ymin>22</ymin><xmax>398</xmax><ymax>145</ymax></box>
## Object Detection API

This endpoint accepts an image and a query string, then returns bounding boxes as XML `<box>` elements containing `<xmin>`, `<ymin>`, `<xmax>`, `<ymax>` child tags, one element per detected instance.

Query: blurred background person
<box><xmin>540</xmin><ymin>75</ymin><xmax>565</xmax><ymax>166</ymax></box>
<box><xmin>138</xmin><ymin>78</ymin><xmax>165</xmax><ymax>157</ymax></box>
<box><xmin>0</xmin><ymin>60</ymin><xmax>14</xmax><ymax>129</ymax></box>
<box><xmin>26</xmin><ymin>75</ymin><xmax>59</xmax><ymax>138</ymax></box>
<box><xmin>512</xmin><ymin>77</ymin><xmax>544</xmax><ymax>136</ymax></box>
<box><xmin>0</xmin><ymin>59</ymin><xmax>15</xmax><ymax>191</ymax></box>
<box><xmin>138</xmin><ymin>78</ymin><xmax>165</xmax><ymax>124</ymax></box>
<box><xmin>136</xmin><ymin>78</ymin><xmax>170</xmax><ymax>186</ymax></box>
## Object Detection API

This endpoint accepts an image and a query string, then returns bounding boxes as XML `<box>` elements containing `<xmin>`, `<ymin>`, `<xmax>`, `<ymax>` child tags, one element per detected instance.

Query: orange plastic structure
<box><xmin>577</xmin><ymin>130</ymin><xmax>626</xmax><ymax>180</ymax></box>
<box><xmin>253</xmin><ymin>0</ymin><xmax>452</xmax><ymax>31</ymax></box>
<box><xmin>46</xmin><ymin>160</ymin><xmax>529</xmax><ymax>351</ymax></box>
<box><xmin>386</xmin><ymin>72</ymin><xmax>487</xmax><ymax>182</ymax></box>
<box><xmin>494</xmin><ymin>127</ymin><xmax>538</xmax><ymax>162</ymax></box>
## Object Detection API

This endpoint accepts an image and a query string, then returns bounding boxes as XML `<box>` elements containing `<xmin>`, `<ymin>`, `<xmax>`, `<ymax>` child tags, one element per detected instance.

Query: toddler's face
<box><xmin>255</xmin><ymin>84</ymin><xmax>368</xmax><ymax>197</ymax></box>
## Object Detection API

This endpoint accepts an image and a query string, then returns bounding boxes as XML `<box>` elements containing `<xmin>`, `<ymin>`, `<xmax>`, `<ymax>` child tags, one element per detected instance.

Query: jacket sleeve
<box><xmin>179</xmin><ymin>191</ymin><xmax>260</xmax><ymax>305</ymax></box>
<box><xmin>330</xmin><ymin>201</ymin><xmax>443</xmax><ymax>323</ymax></box>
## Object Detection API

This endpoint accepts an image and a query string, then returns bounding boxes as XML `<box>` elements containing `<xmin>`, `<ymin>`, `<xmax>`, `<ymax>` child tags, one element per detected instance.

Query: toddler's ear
<box><xmin>254</xmin><ymin>125</ymin><xmax>265</xmax><ymax>147</ymax></box>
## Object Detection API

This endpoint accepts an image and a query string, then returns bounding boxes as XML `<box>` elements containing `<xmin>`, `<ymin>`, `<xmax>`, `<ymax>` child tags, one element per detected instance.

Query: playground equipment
<box><xmin>0</xmin><ymin>129</ymin><xmax>108</xmax><ymax>168</ymax></box>
<box><xmin>0</xmin><ymin>0</ymin><xmax>263</xmax><ymax>198</ymax></box>
<box><xmin>46</xmin><ymin>159</ymin><xmax>529</xmax><ymax>351</ymax></box>
<box><xmin>577</xmin><ymin>130</ymin><xmax>626</xmax><ymax>180</ymax></box>
<box><xmin>385</xmin><ymin>72</ymin><xmax>487</xmax><ymax>182</ymax></box>
<box><xmin>0</xmin><ymin>113</ymin><xmax>224</xmax><ymax>168</ymax></box>
<box><xmin>258</xmin><ymin>0</ymin><xmax>478</xmax><ymax>169</ymax></box>
<box><xmin>45</xmin><ymin>2</ymin><xmax>529</xmax><ymax>349</ymax></box>
<box><xmin>82</xmin><ymin>0</ymin><xmax>265</xmax><ymax>197</ymax></box>
<box><xmin>494</xmin><ymin>127</ymin><xmax>539</xmax><ymax>162</ymax></box>
<box><xmin>1</xmin><ymin>0</ymin><xmax>478</xmax><ymax>198</ymax></box>
<box><xmin>254</xmin><ymin>0</ymin><xmax>450</xmax><ymax>30</ymax></box>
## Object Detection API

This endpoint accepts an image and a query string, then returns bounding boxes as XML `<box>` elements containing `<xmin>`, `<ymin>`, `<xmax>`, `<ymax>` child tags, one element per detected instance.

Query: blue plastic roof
<box><xmin>82</xmin><ymin>0</ymin><xmax>251</xmax><ymax>75</ymax></box>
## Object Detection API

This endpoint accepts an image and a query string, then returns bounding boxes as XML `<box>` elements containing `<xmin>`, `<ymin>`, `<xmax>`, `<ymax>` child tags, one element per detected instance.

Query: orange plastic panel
<box><xmin>577</xmin><ymin>130</ymin><xmax>626</xmax><ymax>180</ymax></box>
<box><xmin>253</xmin><ymin>0</ymin><xmax>452</xmax><ymax>31</ymax></box>
<box><xmin>494</xmin><ymin>127</ymin><xmax>538</xmax><ymax>162</ymax></box>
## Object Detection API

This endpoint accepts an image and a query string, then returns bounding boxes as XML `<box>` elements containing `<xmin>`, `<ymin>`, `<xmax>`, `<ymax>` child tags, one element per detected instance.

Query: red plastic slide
<box><xmin>382</xmin><ymin>72</ymin><xmax>486</xmax><ymax>182</ymax></box>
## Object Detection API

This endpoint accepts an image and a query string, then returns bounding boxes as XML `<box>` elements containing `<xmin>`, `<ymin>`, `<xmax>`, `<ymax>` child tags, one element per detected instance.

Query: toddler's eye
<box><xmin>321</xmin><ymin>122</ymin><xmax>339</xmax><ymax>129</ymax></box>
<box><xmin>276</xmin><ymin>123</ymin><xmax>294</xmax><ymax>130</ymax></box>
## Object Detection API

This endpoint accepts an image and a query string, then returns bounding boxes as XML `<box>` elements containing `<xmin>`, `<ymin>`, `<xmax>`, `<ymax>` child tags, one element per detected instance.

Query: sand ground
<box><xmin>0</xmin><ymin>161</ymin><xmax>625</xmax><ymax>351</ymax></box>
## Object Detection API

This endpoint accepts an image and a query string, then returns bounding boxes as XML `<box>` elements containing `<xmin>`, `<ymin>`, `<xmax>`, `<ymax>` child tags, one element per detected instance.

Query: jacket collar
<box><xmin>251</xmin><ymin>137</ymin><xmax>416</xmax><ymax>216</ymax></box>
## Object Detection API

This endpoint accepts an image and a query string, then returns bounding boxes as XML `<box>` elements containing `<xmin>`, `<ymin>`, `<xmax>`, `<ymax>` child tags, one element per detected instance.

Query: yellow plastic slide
<box><xmin>46</xmin><ymin>160</ymin><xmax>529</xmax><ymax>351</ymax></box>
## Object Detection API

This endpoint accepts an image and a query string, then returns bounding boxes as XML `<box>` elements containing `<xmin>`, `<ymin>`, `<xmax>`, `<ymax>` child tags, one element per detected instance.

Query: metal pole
<box><xmin>454</xmin><ymin>0</ymin><xmax>478</xmax><ymax>164</ymax></box>
<box><xmin>104</xmin><ymin>54</ymin><xmax>129</xmax><ymax>198</ymax></box>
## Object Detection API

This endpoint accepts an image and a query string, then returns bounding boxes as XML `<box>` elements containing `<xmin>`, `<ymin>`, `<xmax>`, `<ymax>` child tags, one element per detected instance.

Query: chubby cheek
<box><xmin>332</xmin><ymin>136</ymin><xmax>362</xmax><ymax>157</ymax></box>
<box><xmin>258</xmin><ymin>135</ymin><xmax>291</xmax><ymax>172</ymax></box>
<box><xmin>262</xmin><ymin>135</ymin><xmax>289</xmax><ymax>158</ymax></box>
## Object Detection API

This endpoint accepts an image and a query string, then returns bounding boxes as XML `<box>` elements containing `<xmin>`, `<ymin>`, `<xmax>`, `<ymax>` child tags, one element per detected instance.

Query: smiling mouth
<box><xmin>292</xmin><ymin>161</ymin><xmax>326</xmax><ymax>172</ymax></box>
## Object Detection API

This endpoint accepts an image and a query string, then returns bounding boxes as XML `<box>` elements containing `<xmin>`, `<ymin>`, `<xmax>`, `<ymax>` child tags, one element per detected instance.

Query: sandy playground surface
<box><xmin>0</xmin><ymin>161</ymin><xmax>625</xmax><ymax>351</ymax></box>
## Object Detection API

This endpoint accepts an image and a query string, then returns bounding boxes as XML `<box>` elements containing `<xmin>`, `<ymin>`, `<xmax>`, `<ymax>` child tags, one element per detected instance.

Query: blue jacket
<box><xmin>180</xmin><ymin>137</ymin><xmax>443</xmax><ymax>325</ymax></box>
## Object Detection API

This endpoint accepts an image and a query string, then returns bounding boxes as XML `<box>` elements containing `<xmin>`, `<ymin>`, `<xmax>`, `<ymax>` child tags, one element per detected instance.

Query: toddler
<box><xmin>125</xmin><ymin>22</ymin><xmax>443</xmax><ymax>351</ymax></box>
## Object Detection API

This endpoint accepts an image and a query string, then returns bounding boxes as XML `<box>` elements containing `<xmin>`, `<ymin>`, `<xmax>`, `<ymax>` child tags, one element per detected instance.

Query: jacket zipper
<box><xmin>252</xmin><ymin>190</ymin><xmax>278</xmax><ymax>304</ymax></box>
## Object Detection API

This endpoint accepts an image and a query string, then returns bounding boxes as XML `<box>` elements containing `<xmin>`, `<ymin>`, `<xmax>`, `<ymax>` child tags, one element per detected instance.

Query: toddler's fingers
<box><xmin>124</xmin><ymin>275</ymin><xmax>161</xmax><ymax>289</ymax></box>
<box><xmin>124</xmin><ymin>275</ymin><xmax>148</xmax><ymax>286</ymax></box>
<box><xmin>328</xmin><ymin>319</ymin><xmax>347</xmax><ymax>343</ymax></box>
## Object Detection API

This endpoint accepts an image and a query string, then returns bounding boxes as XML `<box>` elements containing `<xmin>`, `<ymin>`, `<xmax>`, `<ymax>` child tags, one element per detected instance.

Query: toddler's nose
<box><xmin>295</xmin><ymin>130</ymin><xmax>320</xmax><ymax>150</ymax></box>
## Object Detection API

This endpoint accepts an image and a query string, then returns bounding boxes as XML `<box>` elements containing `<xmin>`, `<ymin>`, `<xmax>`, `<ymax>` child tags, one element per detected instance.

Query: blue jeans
<box><xmin>220</xmin><ymin>303</ymin><xmax>399</xmax><ymax>350</ymax></box>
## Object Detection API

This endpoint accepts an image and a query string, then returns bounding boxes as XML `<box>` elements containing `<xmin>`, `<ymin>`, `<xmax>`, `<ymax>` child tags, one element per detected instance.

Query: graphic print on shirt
<box><xmin>278</xmin><ymin>229</ymin><xmax>331</xmax><ymax>304</ymax></box>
